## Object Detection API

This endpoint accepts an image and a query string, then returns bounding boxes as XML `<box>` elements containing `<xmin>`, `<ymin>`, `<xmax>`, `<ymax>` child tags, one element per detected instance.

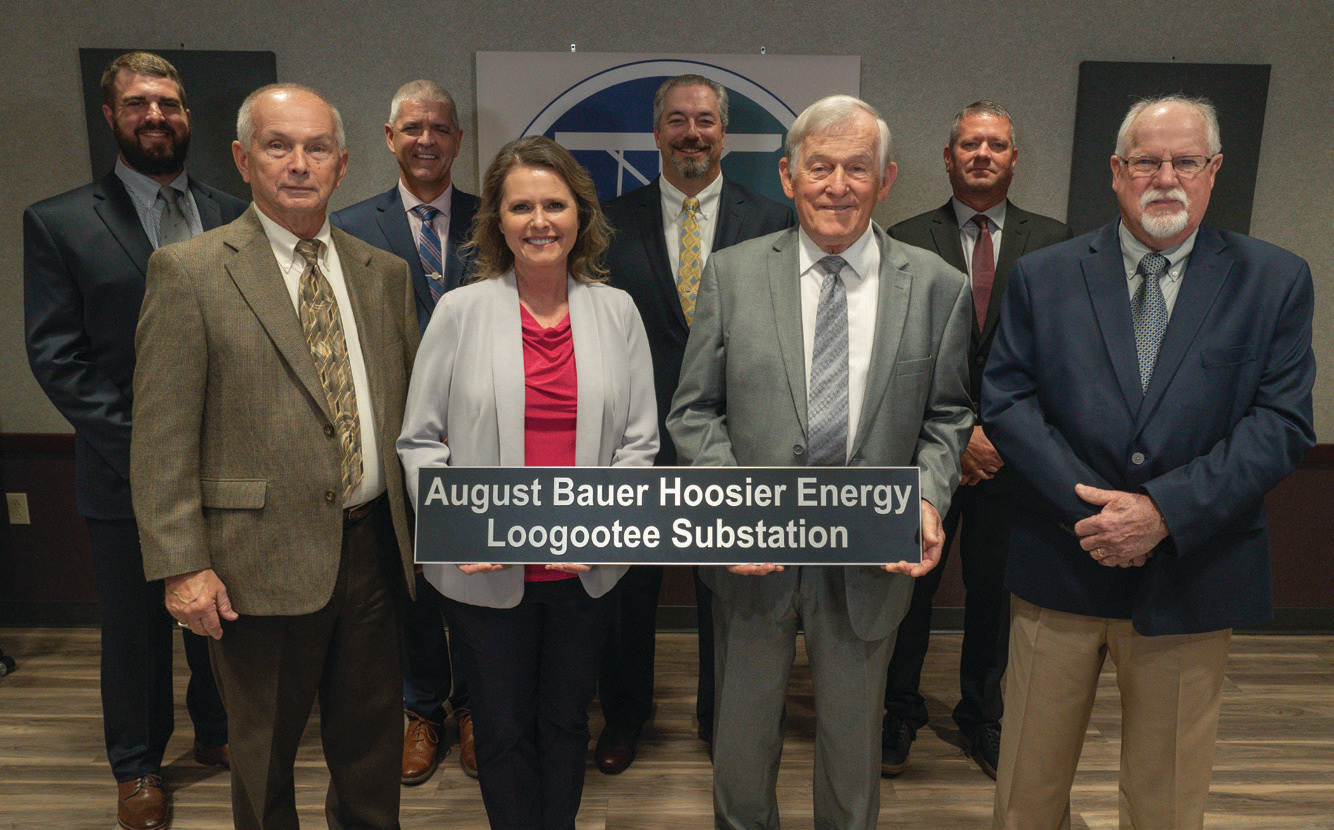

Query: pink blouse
<box><xmin>520</xmin><ymin>305</ymin><xmax>578</xmax><ymax>582</ymax></box>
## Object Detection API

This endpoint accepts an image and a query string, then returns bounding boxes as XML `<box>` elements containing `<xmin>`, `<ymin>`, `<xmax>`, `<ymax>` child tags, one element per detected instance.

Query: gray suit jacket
<box><xmin>397</xmin><ymin>273</ymin><xmax>659</xmax><ymax>609</ymax></box>
<box><xmin>130</xmin><ymin>207</ymin><xmax>420</xmax><ymax>615</ymax></box>
<box><xmin>667</xmin><ymin>225</ymin><xmax>974</xmax><ymax>640</ymax></box>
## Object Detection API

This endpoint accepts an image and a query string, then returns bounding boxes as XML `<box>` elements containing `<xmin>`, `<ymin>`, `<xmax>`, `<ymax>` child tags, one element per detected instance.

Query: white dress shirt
<box><xmin>1118</xmin><ymin>220</ymin><xmax>1197</xmax><ymax>319</ymax></box>
<box><xmin>660</xmin><ymin>173</ymin><xmax>724</xmax><ymax>282</ymax></box>
<box><xmin>951</xmin><ymin>197</ymin><xmax>1006</xmax><ymax>275</ymax></box>
<box><xmin>253</xmin><ymin>208</ymin><xmax>384</xmax><ymax>506</ymax></box>
<box><xmin>400</xmin><ymin>181</ymin><xmax>454</xmax><ymax>274</ymax></box>
<box><xmin>797</xmin><ymin>225</ymin><xmax>880</xmax><ymax>458</ymax></box>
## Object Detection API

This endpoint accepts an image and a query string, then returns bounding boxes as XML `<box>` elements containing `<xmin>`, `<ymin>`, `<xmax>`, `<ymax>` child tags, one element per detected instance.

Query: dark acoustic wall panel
<box><xmin>79</xmin><ymin>48</ymin><xmax>277</xmax><ymax>202</ymax></box>
<box><xmin>1066</xmin><ymin>61</ymin><xmax>1269</xmax><ymax>237</ymax></box>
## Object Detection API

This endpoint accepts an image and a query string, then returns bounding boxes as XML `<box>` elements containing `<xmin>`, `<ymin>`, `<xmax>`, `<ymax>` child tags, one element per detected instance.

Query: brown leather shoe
<box><xmin>117</xmin><ymin>774</ymin><xmax>170</xmax><ymax>830</ymax></box>
<box><xmin>595</xmin><ymin>723</ymin><xmax>641</xmax><ymax>775</ymax></box>
<box><xmin>192</xmin><ymin>740</ymin><xmax>229</xmax><ymax>769</ymax></box>
<box><xmin>456</xmin><ymin>709</ymin><xmax>478</xmax><ymax>779</ymax></box>
<box><xmin>402</xmin><ymin>710</ymin><xmax>442</xmax><ymax>785</ymax></box>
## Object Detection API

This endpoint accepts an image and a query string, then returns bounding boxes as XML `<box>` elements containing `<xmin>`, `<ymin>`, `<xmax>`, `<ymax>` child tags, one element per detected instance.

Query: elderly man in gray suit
<box><xmin>131</xmin><ymin>83</ymin><xmax>418</xmax><ymax>829</ymax></box>
<box><xmin>668</xmin><ymin>95</ymin><xmax>973</xmax><ymax>830</ymax></box>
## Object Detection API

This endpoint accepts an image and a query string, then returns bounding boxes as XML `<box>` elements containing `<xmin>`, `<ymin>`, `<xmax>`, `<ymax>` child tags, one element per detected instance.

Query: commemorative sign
<box><xmin>414</xmin><ymin>467</ymin><xmax>921</xmax><ymax>566</ymax></box>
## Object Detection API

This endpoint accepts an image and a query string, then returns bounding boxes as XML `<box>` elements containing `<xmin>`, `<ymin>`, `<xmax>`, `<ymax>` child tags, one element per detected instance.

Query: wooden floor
<box><xmin>0</xmin><ymin>628</ymin><xmax>1331</xmax><ymax>829</ymax></box>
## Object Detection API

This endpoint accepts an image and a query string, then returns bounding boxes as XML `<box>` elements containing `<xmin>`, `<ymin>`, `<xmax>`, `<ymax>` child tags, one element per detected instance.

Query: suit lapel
<box><xmin>927</xmin><ymin>203</ymin><xmax>968</xmax><ymax>273</ymax></box>
<box><xmin>189</xmin><ymin>181</ymin><xmax>225</xmax><ymax>231</ymax></box>
<box><xmin>767</xmin><ymin>231</ymin><xmax>809</xmax><ymax>434</ymax></box>
<box><xmin>1138</xmin><ymin>225</ymin><xmax>1233</xmax><ymax>423</ymax></box>
<box><xmin>373</xmin><ymin>188</ymin><xmax>432</xmax><ymax>313</ymax></box>
<box><xmin>568</xmin><ymin>280</ymin><xmax>604</xmax><ymax>466</ymax></box>
<box><xmin>852</xmin><ymin>228</ymin><xmax>912</xmax><ymax>455</ymax></box>
<box><xmin>490</xmin><ymin>274</ymin><xmax>526</xmax><ymax>466</ymax></box>
<box><xmin>639</xmin><ymin>180</ymin><xmax>690</xmax><ymax>332</ymax></box>
<box><xmin>333</xmin><ymin>229</ymin><xmax>388</xmax><ymax>443</ymax></box>
<box><xmin>988</xmin><ymin>201</ymin><xmax>1030</xmax><ymax>342</ymax></box>
<box><xmin>712</xmin><ymin>178</ymin><xmax>744</xmax><ymax>250</ymax></box>
<box><xmin>1082</xmin><ymin>224</ymin><xmax>1142</xmax><ymax>413</ymax></box>
<box><xmin>445</xmin><ymin>188</ymin><xmax>473</xmax><ymax>291</ymax></box>
<box><xmin>223</xmin><ymin>209</ymin><xmax>333</xmax><ymax>420</ymax></box>
<box><xmin>93</xmin><ymin>173</ymin><xmax>154</xmax><ymax>276</ymax></box>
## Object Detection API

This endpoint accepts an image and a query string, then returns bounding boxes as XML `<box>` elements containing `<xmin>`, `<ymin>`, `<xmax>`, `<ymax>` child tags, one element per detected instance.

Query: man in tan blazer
<box><xmin>130</xmin><ymin>83</ymin><xmax>419</xmax><ymax>829</ymax></box>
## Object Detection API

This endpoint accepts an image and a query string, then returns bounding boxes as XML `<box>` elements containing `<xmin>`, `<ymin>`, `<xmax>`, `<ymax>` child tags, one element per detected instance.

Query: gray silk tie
<box><xmin>158</xmin><ymin>185</ymin><xmax>190</xmax><ymax>246</ymax></box>
<box><xmin>1132</xmin><ymin>251</ymin><xmax>1170</xmax><ymax>392</ymax></box>
<box><xmin>295</xmin><ymin>239</ymin><xmax>364</xmax><ymax>502</ymax></box>
<box><xmin>807</xmin><ymin>255</ymin><xmax>849</xmax><ymax>466</ymax></box>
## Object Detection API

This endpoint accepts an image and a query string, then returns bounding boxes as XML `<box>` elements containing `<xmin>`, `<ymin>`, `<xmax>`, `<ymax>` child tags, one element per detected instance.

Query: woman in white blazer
<box><xmin>398</xmin><ymin>136</ymin><xmax>657</xmax><ymax>830</ymax></box>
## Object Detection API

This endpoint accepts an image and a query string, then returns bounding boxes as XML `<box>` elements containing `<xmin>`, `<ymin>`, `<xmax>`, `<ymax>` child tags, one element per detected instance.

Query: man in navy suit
<box><xmin>597</xmin><ymin>74</ymin><xmax>793</xmax><ymax>773</ymax></box>
<box><xmin>331</xmin><ymin>78</ymin><xmax>480</xmax><ymax>784</ymax></box>
<box><xmin>24</xmin><ymin>51</ymin><xmax>244</xmax><ymax>830</ymax></box>
<box><xmin>881</xmin><ymin>101</ymin><xmax>1070</xmax><ymax>780</ymax></box>
<box><xmin>983</xmin><ymin>95</ymin><xmax>1315</xmax><ymax>829</ymax></box>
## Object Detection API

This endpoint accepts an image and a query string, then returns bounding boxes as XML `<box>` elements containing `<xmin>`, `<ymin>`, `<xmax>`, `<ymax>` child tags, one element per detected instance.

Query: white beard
<box><xmin>1139</xmin><ymin>187</ymin><xmax>1189</xmax><ymax>240</ymax></box>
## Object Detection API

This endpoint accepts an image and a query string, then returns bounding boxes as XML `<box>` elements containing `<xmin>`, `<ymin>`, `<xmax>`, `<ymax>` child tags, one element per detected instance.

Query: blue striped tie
<box><xmin>413</xmin><ymin>205</ymin><xmax>446</xmax><ymax>303</ymax></box>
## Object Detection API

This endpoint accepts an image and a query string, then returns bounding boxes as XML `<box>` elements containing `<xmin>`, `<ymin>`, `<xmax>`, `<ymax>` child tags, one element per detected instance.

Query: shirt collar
<box><xmin>796</xmin><ymin>223</ymin><xmax>878</xmax><ymax>283</ymax></box>
<box><xmin>115</xmin><ymin>157</ymin><xmax>189</xmax><ymax>206</ymax></box>
<box><xmin>253</xmin><ymin>206</ymin><xmax>335</xmax><ymax>272</ymax></box>
<box><xmin>660</xmin><ymin>173</ymin><xmax>723</xmax><ymax>221</ymax></box>
<box><xmin>1117</xmin><ymin>219</ymin><xmax>1197</xmax><ymax>283</ymax></box>
<box><xmin>950</xmin><ymin>196</ymin><xmax>1007</xmax><ymax>232</ymax></box>
<box><xmin>399</xmin><ymin>180</ymin><xmax>453</xmax><ymax>217</ymax></box>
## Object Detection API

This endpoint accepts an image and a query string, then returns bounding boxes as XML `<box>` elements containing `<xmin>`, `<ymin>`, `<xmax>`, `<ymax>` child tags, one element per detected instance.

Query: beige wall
<box><xmin>4</xmin><ymin>0</ymin><xmax>1330</xmax><ymax>437</ymax></box>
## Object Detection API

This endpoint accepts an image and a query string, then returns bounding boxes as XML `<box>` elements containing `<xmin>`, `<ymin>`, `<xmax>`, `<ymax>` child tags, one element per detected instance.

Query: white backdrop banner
<box><xmin>475</xmin><ymin>52</ymin><xmax>860</xmax><ymax>205</ymax></box>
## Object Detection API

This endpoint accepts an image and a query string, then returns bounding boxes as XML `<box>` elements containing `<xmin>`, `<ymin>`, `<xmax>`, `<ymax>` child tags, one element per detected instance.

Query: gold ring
<box><xmin>1093</xmin><ymin>549</ymin><xmax>1105</xmax><ymax>560</ymax></box>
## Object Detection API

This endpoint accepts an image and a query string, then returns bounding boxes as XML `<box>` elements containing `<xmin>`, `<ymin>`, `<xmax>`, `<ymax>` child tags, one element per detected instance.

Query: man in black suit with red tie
<box><xmin>331</xmin><ymin>78</ymin><xmax>481</xmax><ymax>784</ymax></box>
<box><xmin>596</xmin><ymin>73</ymin><xmax>793</xmax><ymax>773</ymax></box>
<box><xmin>881</xmin><ymin>101</ymin><xmax>1070</xmax><ymax>780</ymax></box>
<box><xmin>24</xmin><ymin>51</ymin><xmax>244</xmax><ymax>830</ymax></box>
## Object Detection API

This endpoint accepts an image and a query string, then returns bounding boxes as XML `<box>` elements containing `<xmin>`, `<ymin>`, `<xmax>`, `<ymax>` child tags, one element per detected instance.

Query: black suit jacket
<box><xmin>603</xmin><ymin>177</ymin><xmax>793</xmax><ymax>464</ymax></box>
<box><xmin>24</xmin><ymin>171</ymin><xmax>247</xmax><ymax>520</ymax></box>
<box><xmin>889</xmin><ymin>200</ymin><xmax>1071</xmax><ymax>412</ymax></box>
<box><xmin>331</xmin><ymin>184</ymin><xmax>480</xmax><ymax>334</ymax></box>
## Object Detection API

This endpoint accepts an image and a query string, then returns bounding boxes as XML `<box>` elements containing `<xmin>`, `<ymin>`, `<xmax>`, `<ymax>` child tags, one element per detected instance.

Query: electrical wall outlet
<box><xmin>6</xmin><ymin>493</ymin><xmax>31</xmax><ymax>525</ymax></box>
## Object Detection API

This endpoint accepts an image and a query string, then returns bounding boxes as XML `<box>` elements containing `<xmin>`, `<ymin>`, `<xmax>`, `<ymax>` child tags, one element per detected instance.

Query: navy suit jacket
<box><xmin>24</xmin><ymin>171</ymin><xmax>247</xmax><ymax>520</ymax></box>
<box><xmin>889</xmin><ymin>200</ymin><xmax>1071</xmax><ymax>413</ymax></box>
<box><xmin>603</xmin><ymin>177</ymin><xmax>793</xmax><ymax>464</ymax></box>
<box><xmin>981</xmin><ymin>221</ymin><xmax>1316</xmax><ymax>635</ymax></box>
<box><xmin>331</xmin><ymin>184</ymin><xmax>479</xmax><ymax>334</ymax></box>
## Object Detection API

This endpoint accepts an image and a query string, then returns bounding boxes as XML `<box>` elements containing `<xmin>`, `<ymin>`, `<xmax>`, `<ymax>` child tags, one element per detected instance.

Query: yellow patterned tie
<box><xmin>295</xmin><ymin>239</ymin><xmax>363</xmax><ymax>502</ymax></box>
<box><xmin>677</xmin><ymin>197</ymin><xmax>702</xmax><ymax>325</ymax></box>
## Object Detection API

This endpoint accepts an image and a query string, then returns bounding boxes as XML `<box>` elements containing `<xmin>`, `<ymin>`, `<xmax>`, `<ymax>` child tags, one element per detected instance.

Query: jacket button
<box><xmin>324</xmin><ymin>490</ymin><xmax>337</xmax><ymax>502</ymax></box>
<box><xmin>793</xmin><ymin>445</ymin><xmax>805</xmax><ymax>456</ymax></box>
<box><xmin>323</xmin><ymin>424</ymin><xmax>335</xmax><ymax>436</ymax></box>
<box><xmin>975</xmin><ymin>354</ymin><xmax>986</xmax><ymax>365</ymax></box>
<box><xmin>1131</xmin><ymin>452</ymin><xmax>1146</xmax><ymax>465</ymax></box>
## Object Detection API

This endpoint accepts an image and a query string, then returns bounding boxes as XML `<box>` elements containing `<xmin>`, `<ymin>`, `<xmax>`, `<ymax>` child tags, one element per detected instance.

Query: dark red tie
<box><xmin>970</xmin><ymin>214</ymin><xmax>994</xmax><ymax>331</ymax></box>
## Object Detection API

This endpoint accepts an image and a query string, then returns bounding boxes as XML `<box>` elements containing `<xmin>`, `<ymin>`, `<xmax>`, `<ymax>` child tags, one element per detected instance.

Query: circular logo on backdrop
<box><xmin>524</xmin><ymin>60</ymin><xmax>795</xmax><ymax>206</ymax></box>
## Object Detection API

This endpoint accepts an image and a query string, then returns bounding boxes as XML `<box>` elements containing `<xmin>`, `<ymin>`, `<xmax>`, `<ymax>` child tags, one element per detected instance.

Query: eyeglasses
<box><xmin>1118</xmin><ymin>155</ymin><xmax>1216</xmax><ymax>177</ymax></box>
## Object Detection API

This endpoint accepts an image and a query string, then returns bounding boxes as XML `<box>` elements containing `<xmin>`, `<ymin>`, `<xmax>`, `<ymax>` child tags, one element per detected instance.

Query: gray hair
<box><xmin>1115</xmin><ymin>94</ymin><xmax>1221</xmax><ymax>157</ymax></box>
<box><xmin>388</xmin><ymin>79</ymin><xmax>458</xmax><ymax>128</ymax></box>
<box><xmin>237</xmin><ymin>83</ymin><xmax>346</xmax><ymax>153</ymax></box>
<box><xmin>653</xmin><ymin>74</ymin><xmax>729</xmax><ymax>131</ymax></box>
<box><xmin>784</xmin><ymin>94</ymin><xmax>893</xmax><ymax>172</ymax></box>
<box><xmin>949</xmin><ymin>100</ymin><xmax>1015</xmax><ymax>148</ymax></box>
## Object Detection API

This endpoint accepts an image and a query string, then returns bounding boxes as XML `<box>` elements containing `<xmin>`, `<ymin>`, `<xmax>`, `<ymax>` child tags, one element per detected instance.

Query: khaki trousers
<box><xmin>994</xmin><ymin>596</ymin><xmax>1230</xmax><ymax>830</ymax></box>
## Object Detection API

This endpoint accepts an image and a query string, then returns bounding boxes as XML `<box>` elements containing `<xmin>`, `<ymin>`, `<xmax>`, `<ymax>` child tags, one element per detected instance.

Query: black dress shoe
<box><xmin>966</xmin><ymin>724</ymin><xmax>1001</xmax><ymax>780</ymax></box>
<box><xmin>595</xmin><ymin>723</ymin><xmax>641</xmax><ymax>775</ymax></box>
<box><xmin>881</xmin><ymin>719</ymin><xmax>914</xmax><ymax>777</ymax></box>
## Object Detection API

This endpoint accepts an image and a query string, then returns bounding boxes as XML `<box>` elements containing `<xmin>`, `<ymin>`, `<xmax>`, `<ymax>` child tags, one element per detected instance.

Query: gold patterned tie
<box><xmin>295</xmin><ymin>239</ymin><xmax>363</xmax><ymax>502</ymax></box>
<box><xmin>677</xmin><ymin>197</ymin><xmax>703</xmax><ymax>325</ymax></box>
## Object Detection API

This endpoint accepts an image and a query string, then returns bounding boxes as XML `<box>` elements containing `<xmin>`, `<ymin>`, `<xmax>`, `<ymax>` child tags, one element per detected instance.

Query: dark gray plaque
<box><xmin>415</xmin><ymin>467</ymin><xmax>922</xmax><ymax>566</ymax></box>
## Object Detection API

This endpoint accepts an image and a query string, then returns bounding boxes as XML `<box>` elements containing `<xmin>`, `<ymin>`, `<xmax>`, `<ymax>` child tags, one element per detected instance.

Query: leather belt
<box><xmin>344</xmin><ymin>492</ymin><xmax>386</xmax><ymax>524</ymax></box>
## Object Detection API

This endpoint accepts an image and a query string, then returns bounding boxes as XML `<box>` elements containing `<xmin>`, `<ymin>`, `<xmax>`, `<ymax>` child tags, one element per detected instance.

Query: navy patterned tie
<box><xmin>413</xmin><ymin>204</ymin><xmax>447</xmax><ymax>303</ymax></box>
<box><xmin>1132</xmin><ymin>251</ymin><xmax>1169</xmax><ymax>392</ymax></box>
<box><xmin>807</xmin><ymin>255</ymin><xmax>849</xmax><ymax>466</ymax></box>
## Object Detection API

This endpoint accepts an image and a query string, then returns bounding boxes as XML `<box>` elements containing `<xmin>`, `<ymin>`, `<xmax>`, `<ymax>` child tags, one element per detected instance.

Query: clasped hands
<box><xmin>1072</xmin><ymin>483</ymin><xmax>1168</xmax><ymax>568</ymax></box>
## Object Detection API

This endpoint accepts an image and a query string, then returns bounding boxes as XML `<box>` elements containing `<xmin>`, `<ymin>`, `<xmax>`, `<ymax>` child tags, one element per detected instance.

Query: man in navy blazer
<box><xmin>983</xmin><ymin>95</ymin><xmax>1315</xmax><ymax>829</ymax></box>
<box><xmin>597</xmin><ymin>74</ymin><xmax>793</xmax><ymax>773</ymax></box>
<box><xmin>24</xmin><ymin>51</ymin><xmax>244</xmax><ymax>830</ymax></box>
<box><xmin>881</xmin><ymin>101</ymin><xmax>1070</xmax><ymax>780</ymax></box>
<box><xmin>331</xmin><ymin>79</ymin><xmax>480</xmax><ymax>784</ymax></box>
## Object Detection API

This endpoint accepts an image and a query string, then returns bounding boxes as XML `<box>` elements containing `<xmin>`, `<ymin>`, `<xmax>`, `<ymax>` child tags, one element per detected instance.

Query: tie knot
<box><xmin>158</xmin><ymin>185</ymin><xmax>182</xmax><ymax>205</ymax></box>
<box><xmin>683</xmin><ymin>197</ymin><xmax>700</xmax><ymax>214</ymax></box>
<box><xmin>295</xmin><ymin>238</ymin><xmax>322</xmax><ymax>266</ymax></box>
<box><xmin>413</xmin><ymin>204</ymin><xmax>440</xmax><ymax>223</ymax></box>
<box><xmin>971</xmin><ymin>213</ymin><xmax>989</xmax><ymax>232</ymax></box>
<box><xmin>1138</xmin><ymin>251</ymin><xmax>1168</xmax><ymax>281</ymax></box>
<box><xmin>816</xmin><ymin>255</ymin><xmax>847</xmax><ymax>280</ymax></box>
